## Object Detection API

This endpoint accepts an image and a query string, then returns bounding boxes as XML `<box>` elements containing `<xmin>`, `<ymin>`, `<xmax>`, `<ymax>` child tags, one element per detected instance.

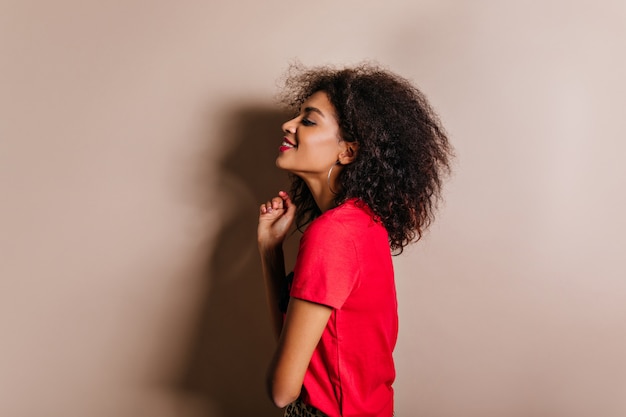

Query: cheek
<box><xmin>303</xmin><ymin>150</ymin><xmax>333</xmax><ymax>169</ymax></box>
<box><xmin>311</xmin><ymin>137</ymin><xmax>342</xmax><ymax>159</ymax></box>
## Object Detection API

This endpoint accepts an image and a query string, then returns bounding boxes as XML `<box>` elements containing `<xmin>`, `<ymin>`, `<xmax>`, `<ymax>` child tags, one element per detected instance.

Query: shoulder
<box><xmin>304</xmin><ymin>199</ymin><xmax>376</xmax><ymax>238</ymax></box>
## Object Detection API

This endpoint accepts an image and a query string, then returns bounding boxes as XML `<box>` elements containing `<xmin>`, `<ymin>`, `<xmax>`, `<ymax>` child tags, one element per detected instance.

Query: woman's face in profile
<box><xmin>276</xmin><ymin>91</ymin><xmax>345</xmax><ymax>181</ymax></box>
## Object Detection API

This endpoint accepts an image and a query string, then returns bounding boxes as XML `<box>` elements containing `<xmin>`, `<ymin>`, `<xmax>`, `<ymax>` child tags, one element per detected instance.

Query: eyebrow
<box><xmin>303</xmin><ymin>106</ymin><xmax>325</xmax><ymax>118</ymax></box>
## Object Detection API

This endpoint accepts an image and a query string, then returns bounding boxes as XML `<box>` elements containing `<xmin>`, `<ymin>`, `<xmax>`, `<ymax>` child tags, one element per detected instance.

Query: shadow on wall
<box><xmin>175</xmin><ymin>105</ymin><xmax>298</xmax><ymax>417</ymax></box>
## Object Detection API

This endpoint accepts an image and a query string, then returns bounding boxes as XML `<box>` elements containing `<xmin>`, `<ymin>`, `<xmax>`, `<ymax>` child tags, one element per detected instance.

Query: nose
<box><xmin>282</xmin><ymin>116</ymin><xmax>297</xmax><ymax>134</ymax></box>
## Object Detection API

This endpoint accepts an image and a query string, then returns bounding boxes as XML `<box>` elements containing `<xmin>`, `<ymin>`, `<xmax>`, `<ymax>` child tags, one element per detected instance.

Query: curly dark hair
<box><xmin>280</xmin><ymin>63</ymin><xmax>453</xmax><ymax>253</ymax></box>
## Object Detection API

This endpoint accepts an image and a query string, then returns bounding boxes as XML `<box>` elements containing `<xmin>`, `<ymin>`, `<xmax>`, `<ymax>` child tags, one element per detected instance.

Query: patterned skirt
<box><xmin>284</xmin><ymin>398</ymin><xmax>328</xmax><ymax>417</ymax></box>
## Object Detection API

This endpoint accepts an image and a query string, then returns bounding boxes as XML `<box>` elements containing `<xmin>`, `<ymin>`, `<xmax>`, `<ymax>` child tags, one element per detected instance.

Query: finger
<box><xmin>278</xmin><ymin>191</ymin><xmax>295</xmax><ymax>212</ymax></box>
<box><xmin>265</xmin><ymin>200</ymin><xmax>273</xmax><ymax>213</ymax></box>
<box><xmin>278</xmin><ymin>190</ymin><xmax>292</xmax><ymax>205</ymax></box>
<box><xmin>271</xmin><ymin>196</ymin><xmax>284</xmax><ymax>210</ymax></box>
<box><xmin>260</xmin><ymin>203</ymin><xmax>266</xmax><ymax>214</ymax></box>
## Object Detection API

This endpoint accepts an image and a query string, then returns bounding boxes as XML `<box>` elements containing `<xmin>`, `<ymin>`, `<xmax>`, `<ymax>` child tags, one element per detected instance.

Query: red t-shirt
<box><xmin>291</xmin><ymin>199</ymin><xmax>398</xmax><ymax>417</ymax></box>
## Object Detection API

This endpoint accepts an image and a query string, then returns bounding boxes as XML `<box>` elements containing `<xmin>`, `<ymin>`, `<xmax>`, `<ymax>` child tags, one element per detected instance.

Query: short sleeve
<box><xmin>291</xmin><ymin>214</ymin><xmax>360</xmax><ymax>309</ymax></box>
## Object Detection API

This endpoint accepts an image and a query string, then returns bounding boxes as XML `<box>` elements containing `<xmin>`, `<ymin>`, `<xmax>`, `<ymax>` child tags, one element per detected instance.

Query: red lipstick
<box><xmin>279</xmin><ymin>137</ymin><xmax>296</xmax><ymax>152</ymax></box>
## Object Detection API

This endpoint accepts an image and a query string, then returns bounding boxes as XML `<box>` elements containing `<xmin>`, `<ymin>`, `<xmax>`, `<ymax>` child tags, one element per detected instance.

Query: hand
<box><xmin>258</xmin><ymin>191</ymin><xmax>296</xmax><ymax>251</ymax></box>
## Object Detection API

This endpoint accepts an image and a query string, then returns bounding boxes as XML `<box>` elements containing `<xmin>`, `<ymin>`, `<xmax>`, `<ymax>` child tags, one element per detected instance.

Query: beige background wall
<box><xmin>1</xmin><ymin>1</ymin><xmax>625</xmax><ymax>416</ymax></box>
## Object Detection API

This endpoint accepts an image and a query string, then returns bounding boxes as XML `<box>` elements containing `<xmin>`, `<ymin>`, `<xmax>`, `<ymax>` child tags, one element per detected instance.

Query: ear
<box><xmin>338</xmin><ymin>142</ymin><xmax>359</xmax><ymax>165</ymax></box>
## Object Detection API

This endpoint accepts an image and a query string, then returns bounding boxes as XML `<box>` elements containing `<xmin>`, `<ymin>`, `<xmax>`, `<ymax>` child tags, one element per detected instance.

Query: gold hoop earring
<box><xmin>327</xmin><ymin>161</ymin><xmax>341</xmax><ymax>195</ymax></box>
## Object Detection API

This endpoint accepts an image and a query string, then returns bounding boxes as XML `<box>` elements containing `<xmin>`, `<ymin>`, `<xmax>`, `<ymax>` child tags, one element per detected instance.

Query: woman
<box><xmin>257</xmin><ymin>64</ymin><xmax>452</xmax><ymax>417</ymax></box>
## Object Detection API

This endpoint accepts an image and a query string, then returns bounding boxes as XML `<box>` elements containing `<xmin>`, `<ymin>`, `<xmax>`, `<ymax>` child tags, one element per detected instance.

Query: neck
<box><xmin>303</xmin><ymin>177</ymin><xmax>339</xmax><ymax>213</ymax></box>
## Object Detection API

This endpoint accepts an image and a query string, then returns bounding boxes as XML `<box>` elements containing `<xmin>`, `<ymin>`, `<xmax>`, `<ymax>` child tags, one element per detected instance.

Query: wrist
<box><xmin>258</xmin><ymin>241</ymin><xmax>283</xmax><ymax>255</ymax></box>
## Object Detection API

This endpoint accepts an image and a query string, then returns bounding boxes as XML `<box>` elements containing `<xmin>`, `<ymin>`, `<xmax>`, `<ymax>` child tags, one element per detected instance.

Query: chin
<box><xmin>275</xmin><ymin>158</ymin><xmax>289</xmax><ymax>171</ymax></box>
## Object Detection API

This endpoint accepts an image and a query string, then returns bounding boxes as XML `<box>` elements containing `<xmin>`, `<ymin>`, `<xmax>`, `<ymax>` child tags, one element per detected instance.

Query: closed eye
<box><xmin>301</xmin><ymin>118</ymin><xmax>315</xmax><ymax>126</ymax></box>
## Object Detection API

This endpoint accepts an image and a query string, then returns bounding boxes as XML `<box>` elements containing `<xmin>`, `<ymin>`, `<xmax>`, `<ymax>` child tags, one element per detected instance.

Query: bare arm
<box><xmin>267</xmin><ymin>297</ymin><xmax>332</xmax><ymax>408</ymax></box>
<box><xmin>258</xmin><ymin>192</ymin><xmax>333</xmax><ymax>408</ymax></box>
<box><xmin>258</xmin><ymin>244</ymin><xmax>287</xmax><ymax>337</ymax></box>
<box><xmin>257</xmin><ymin>191</ymin><xmax>296</xmax><ymax>337</ymax></box>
